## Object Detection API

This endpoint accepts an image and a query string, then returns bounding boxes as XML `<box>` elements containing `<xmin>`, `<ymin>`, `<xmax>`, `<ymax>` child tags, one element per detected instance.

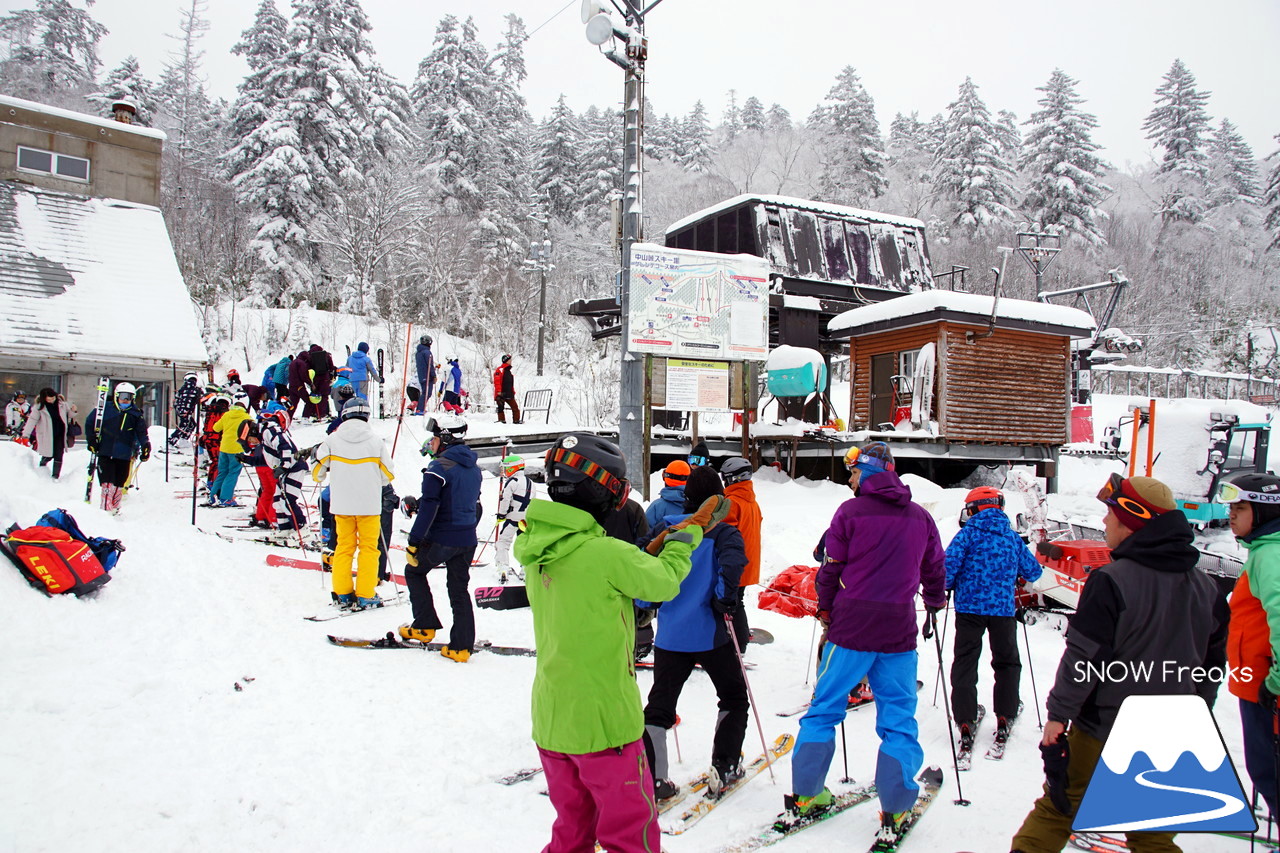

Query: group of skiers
<box><xmin>405</xmin><ymin>336</ymin><xmax>525</xmax><ymax>423</ymax></box>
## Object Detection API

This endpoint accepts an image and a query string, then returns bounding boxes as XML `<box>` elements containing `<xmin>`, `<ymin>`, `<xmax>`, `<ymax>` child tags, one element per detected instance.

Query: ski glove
<box><xmin>1259</xmin><ymin>683</ymin><xmax>1278</xmax><ymax>715</ymax></box>
<box><xmin>405</xmin><ymin>544</ymin><xmax>420</xmax><ymax>567</ymax></box>
<box><xmin>816</xmin><ymin>609</ymin><xmax>832</xmax><ymax>626</ymax></box>
<box><xmin>1040</xmin><ymin>732</ymin><xmax>1072</xmax><ymax>816</ymax></box>
<box><xmin>139</xmin><ymin>446</ymin><xmax>151</xmax><ymax>463</ymax></box>
<box><xmin>921</xmin><ymin>609</ymin><xmax>939</xmax><ymax>640</ymax></box>
<box><xmin>635</xmin><ymin>605</ymin><xmax>657</xmax><ymax>629</ymax></box>
<box><xmin>712</xmin><ymin>596</ymin><xmax>738</xmax><ymax>615</ymax></box>
<box><xmin>644</xmin><ymin>495</ymin><xmax>731</xmax><ymax>555</ymax></box>
<box><xmin>401</xmin><ymin>495</ymin><xmax>419</xmax><ymax>518</ymax></box>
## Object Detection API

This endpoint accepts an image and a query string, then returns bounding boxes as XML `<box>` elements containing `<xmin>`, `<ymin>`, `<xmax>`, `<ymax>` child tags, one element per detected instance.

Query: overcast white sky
<box><xmin>62</xmin><ymin>0</ymin><xmax>1280</xmax><ymax>169</ymax></box>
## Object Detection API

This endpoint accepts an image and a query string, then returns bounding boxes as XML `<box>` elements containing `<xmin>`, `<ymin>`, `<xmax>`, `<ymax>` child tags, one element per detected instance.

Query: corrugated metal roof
<box><xmin>0</xmin><ymin>181</ymin><xmax>208</xmax><ymax>368</ymax></box>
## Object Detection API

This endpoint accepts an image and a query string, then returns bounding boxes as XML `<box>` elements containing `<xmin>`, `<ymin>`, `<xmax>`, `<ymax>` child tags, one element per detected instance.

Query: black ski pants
<box><xmin>643</xmin><ymin>642</ymin><xmax>749</xmax><ymax>768</ymax></box>
<box><xmin>950</xmin><ymin>612</ymin><xmax>1021</xmax><ymax>723</ymax></box>
<box><xmin>405</xmin><ymin>541</ymin><xmax>476</xmax><ymax>652</ymax></box>
<box><xmin>97</xmin><ymin>456</ymin><xmax>132</xmax><ymax>488</ymax></box>
<box><xmin>731</xmin><ymin>586</ymin><xmax>750</xmax><ymax>653</ymax></box>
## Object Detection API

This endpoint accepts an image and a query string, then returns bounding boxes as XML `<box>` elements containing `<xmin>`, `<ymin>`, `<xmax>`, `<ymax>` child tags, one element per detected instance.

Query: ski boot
<box><xmin>331</xmin><ymin>592</ymin><xmax>355</xmax><ymax>609</ymax></box>
<box><xmin>399</xmin><ymin>624</ymin><xmax>436</xmax><ymax>643</ymax></box>
<box><xmin>873</xmin><ymin>810</ymin><xmax>909</xmax><ymax>849</ymax></box>
<box><xmin>848</xmin><ymin>681</ymin><xmax>874</xmax><ymax>707</ymax></box>
<box><xmin>440</xmin><ymin>646</ymin><xmax>470</xmax><ymax>663</ymax></box>
<box><xmin>320</xmin><ymin>549</ymin><xmax>334</xmax><ymax>573</ymax></box>
<box><xmin>708</xmin><ymin>759</ymin><xmax>745</xmax><ymax>797</ymax></box>
<box><xmin>994</xmin><ymin>715</ymin><xmax>1013</xmax><ymax>744</ymax></box>
<box><xmin>354</xmin><ymin>595</ymin><xmax>384</xmax><ymax>611</ymax></box>
<box><xmin>778</xmin><ymin>788</ymin><xmax>834</xmax><ymax>827</ymax></box>
<box><xmin>653</xmin><ymin>778</ymin><xmax>680</xmax><ymax>802</ymax></box>
<box><xmin>958</xmin><ymin>721</ymin><xmax>976</xmax><ymax>754</ymax></box>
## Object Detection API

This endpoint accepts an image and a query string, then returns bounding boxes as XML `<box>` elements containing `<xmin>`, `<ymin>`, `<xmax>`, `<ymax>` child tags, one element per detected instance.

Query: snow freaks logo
<box><xmin>1074</xmin><ymin>695</ymin><xmax>1256</xmax><ymax>834</ymax></box>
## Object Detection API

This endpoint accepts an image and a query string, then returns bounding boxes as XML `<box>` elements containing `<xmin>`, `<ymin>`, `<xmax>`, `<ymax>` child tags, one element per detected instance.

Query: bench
<box><xmin>523</xmin><ymin>389</ymin><xmax>553</xmax><ymax>424</ymax></box>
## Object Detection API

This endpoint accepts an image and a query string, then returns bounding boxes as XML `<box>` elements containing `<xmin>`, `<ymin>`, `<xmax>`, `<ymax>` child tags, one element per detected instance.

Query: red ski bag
<box><xmin>2</xmin><ymin>524</ymin><xmax>110</xmax><ymax>596</ymax></box>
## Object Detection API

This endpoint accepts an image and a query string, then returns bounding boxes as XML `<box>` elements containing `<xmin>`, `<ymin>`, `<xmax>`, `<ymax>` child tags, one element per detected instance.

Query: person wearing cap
<box><xmin>311</xmin><ymin>399</ymin><xmax>394</xmax><ymax>610</ymax></box>
<box><xmin>785</xmin><ymin>441</ymin><xmax>944</xmax><ymax>846</ymax></box>
<box><xmin>1222</xmin><ymin>473</ymin><xmax>1280</xmax><ymax>821</ymax></box>
<box><xmin>493</xmin><ymin>354</ymin><xmax>521</xmax><ymax>424</ymax></box>
<box><xmin>85</xmin><ymin>382</ymin><xmax>151</xmax><ymax>514</ymax></box>
<box><xmin>441</xmin><ymin>358</ymin><xmax>464</xmax><ymax>415</ymax></box>
<box><xmin>645</xmin><ymin>460</ymin><xmax>691</xmax><ymax>529</ymax></box>
<box><xmin>346</xmin><ymin>341</ymin><xmax>382</xmax><ymax>401</ymax></box>
<box><xmin>4</xmin><ymin>390</ymin><xmax>30</xmax><ymax>436</ymax></box>
<box><xmin>1011</xmin><ymin>474</ymin><xmax>1229</xmax><ymax>853</ymax></box>
<box><xmin>689</xmin><ymin>439</ymin><xmax>711</xmax><ymax>469</ymax></box>
<box><xmin>208</xmin><ymin>393</ymin><xmax>253</xmax><ymax>508</ymax></box>
<box><xmin>414</xmin><ymin>335</ymin><xmax>435</xmax><ymax>415</ymax></box>
<box><xmin>721</xmin><ymin>456</ymin><xmax>763</xmax><ymax>653</ymax></box>
<box><xmin>401</xmin><ymin>414</ymin><xmax>483</xmax><ymax>661</ymax></box>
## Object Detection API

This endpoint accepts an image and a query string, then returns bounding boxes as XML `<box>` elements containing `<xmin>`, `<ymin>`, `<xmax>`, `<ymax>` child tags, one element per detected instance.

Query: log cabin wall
<box><xmin>848</xmin><ymin>326</ymin><xmax>939</xmax><ymax>428</ymax></box>
<box><xmin>940</xmin><ymin>322</ymin><xmax>1070</xmax><ymax>443</ymax></box>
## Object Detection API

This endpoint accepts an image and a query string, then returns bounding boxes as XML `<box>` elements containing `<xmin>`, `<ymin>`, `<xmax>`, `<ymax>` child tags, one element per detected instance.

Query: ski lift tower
<box><xmin>1020</xmin><ymin>230</ymin><xmax>1062</xmax><ymax>299</ymax></box>
<box><xmin>583</xmin><ymin>0</ymin><xmax>655</xmax><ymax>480</ymax></box>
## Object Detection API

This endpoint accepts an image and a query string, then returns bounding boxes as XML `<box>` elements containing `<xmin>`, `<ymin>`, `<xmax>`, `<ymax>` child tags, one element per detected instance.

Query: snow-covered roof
<box><xmin>827</xmin><ymin>290</ymin><xmax>1096</xmax><ymax>339</ymax></box>
<box><xmin>0</xmin><ymin>94</ymin><xmax>167</xmax><ymax>141</ymax></box>
<box><xmin>664</xmin><ymin>193</ymin><xmax>926</xmax><ymax>237</ymax></box>
<box><xmin>0</xmin><ymin>182</ymin><xmax>208</xmax><ymax>371</ymax></box>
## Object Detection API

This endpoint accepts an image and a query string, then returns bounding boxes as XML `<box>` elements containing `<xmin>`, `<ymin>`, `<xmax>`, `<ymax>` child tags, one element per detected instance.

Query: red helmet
<box><xmin>959</xmin><ymin>487</ymin><xmax>1004</xmax><ymax>526</ymax></box>
<box><xmin>261</xmin><ymin>409</ymin><xmax>289</xmax><ymax>430</ymax></box>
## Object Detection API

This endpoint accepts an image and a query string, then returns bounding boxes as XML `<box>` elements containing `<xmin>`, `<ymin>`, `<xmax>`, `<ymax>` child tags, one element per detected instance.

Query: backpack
<box><xmin>1</xmin><ymin>523</ymin><xmax>110</xmax><ymax>596</ymax></box>
<box><xmin>36</xmin><ymin>508</ymin><xmax>125</xmax><ymax>573</ymax></box>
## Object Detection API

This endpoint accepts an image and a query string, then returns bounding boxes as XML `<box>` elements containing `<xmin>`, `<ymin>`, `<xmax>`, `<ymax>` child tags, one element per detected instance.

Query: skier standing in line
<box><xmin>255</xmin><ymin>409</ymin><xmax>308</xmax><ymax>530</ymax></box>
<box><xmin>307</xmin><ymin>344</ymin><xmax>335</xmax><ymax>420</ymax></box>
<box><xmin>1010</xmin><ymin>474</ymin><xmax>1228</xmax><ymax>853</ymax></box>
<box><xmin>224</xmin><ymin>369</ymin><xmax>243</xmax><ymax>395</ymax></box>
<box><xmin>639</xmin><ymin>465</ymin><xmax>749</xmax><ymax>800</ymax></box>
<box><xmin>85</xmin><ymin>382</ymin><xmax>151</xmax><ymax>514</ymax></box>
<box><xmin>168</xmin><ymin>372</ymin><xmax>202</xmax><ymax>449</ymax></box>
<box><xmin>414</xmin><ymin>335</ymin><xmax>435</xmax><ymax>415</ymax></box>
<box><xmin>287</xmin><ymin>350</ymin><xmax>311</xmax><ymax>418</ymax></box>
<box><xmin>1222</xmin><ymin>473</ymin><xmax>1280</xmax><ymax>820</ymax></box>
<box><xmin>946</xmin><ymin>486</ymin><xmax>1042</xmax><ymax>752</ymax></box>
<box><xmin>493</xmin><ymin>354</ymin><xmax>522</xmax><ymax>424</ymax></box>
<box><xmin>513</xmin><ymin>432</ymin><xmax>721</xmax><ymax>853</ymax></box>
<box><xmin>494</xmin><ymin>454</ymin><xmax>533</xmax><ymax>582</ymax></box>
<box><xmin>645</xmin><ymin>460</ymin><xmax>690</xmax><ymax>529</ymax></box>
<box><xmin>198</xmin><ymin>391</ymin><xmax>229</xmax><ymax>494</ymax></box>
<box><xmin>4</xmin><ymin>389</ymin><xmax>30</xmax><ymax>435</ymax></box>
<box><xmin>346</xmin><ymin>341</ymin><xmax>382</xmax><ymax>401</ymax></box>
<box><xmin>440</xmin><ymin>357</ymin><xmax>464</xmax><ymax>414</ymax></box>
<box><xmin>207</xmin><ymin>393</ymin><xmax>252</xmax><ymax>507</ymax></box>
<box><xmin>720</xmin><ymin>455</ymin><xmax>763</xmax><ymax>653</ymax></box>
<box><xmin>785</xmin><ymin>441</ymin><xmax>944</xmax><ymax>848</ymax></box>
<box><xmin>19</xmin><ymin>387</ymin><xmax>71</xmax><ymax>478</ymax></box>
<box><xmin>311</xmin><ymin>399</ymin><xmax>394</xmax><ymax>610</ymax></box>
<box><xmin>400</xmin><ymin>413</ymin><xmax>482</xmax><ymax>662</ymax></box>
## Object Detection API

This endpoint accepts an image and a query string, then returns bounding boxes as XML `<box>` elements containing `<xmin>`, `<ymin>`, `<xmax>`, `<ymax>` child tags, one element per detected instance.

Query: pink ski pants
<box><xmin>537</xmin><ymin>738</ymin><xmax>661</xmax><ymax>853</ymax></box>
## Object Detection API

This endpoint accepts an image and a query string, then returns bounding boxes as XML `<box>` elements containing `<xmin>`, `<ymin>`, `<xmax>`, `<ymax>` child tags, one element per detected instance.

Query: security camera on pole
<box><xmin>583</xmin><ymin>0</ymin><xmax>653</xmax><ymax>488</ymax></box>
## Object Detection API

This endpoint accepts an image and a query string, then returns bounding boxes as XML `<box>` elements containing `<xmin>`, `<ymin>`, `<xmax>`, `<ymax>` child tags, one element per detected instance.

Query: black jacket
<box><xmin>601</xmin><ymin>499</ymin><xmax>650</xmax><ymax>548</ymax></box>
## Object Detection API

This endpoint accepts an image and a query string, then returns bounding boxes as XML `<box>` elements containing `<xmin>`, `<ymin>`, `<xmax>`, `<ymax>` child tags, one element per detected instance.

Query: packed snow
<box><xmin>0</xmin><ymin>395</ymin><xmax>1263</xmax><ymax>852</ymax></box>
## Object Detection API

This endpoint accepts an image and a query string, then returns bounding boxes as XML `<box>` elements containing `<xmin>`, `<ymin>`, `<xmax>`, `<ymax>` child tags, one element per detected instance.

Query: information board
<box><xmin>628</xmin><ymin>243</ymin><xmax>770</xmax><ymax>362</ymax></box>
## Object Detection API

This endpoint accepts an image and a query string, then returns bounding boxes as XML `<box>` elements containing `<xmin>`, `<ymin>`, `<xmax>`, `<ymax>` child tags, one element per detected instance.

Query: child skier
<box><xmin>440</xmin><ymin>358</ymin><xmax>464</xmax><ymax>414</ymax></box>
<box><xmin>721</xmin><ymin>455</ymin><xmax>763</xmax><ymax>653</ymax></box>
<box><xmin>513</xmin><ymin>432</ymin><xmax>727</xmax><ymax>853</ymax></box>
<box><xmin>639</xmin><ymin>465</ymin><xmax>749</xmax><ymax>800</ymax></box>
<box><xmin>4</xmin><ymin>390</ymin><xmax>30</xmax><ymax>435</ymax></box>
<box><xmin>786</xmin><ymin>441</ymin><xmax>944</xmax><ymax>847</ymax></box>
<box><xmin>85</xmin><ymin>382</ymin><xmax>151</xmax><ymax>514</ymax></box>
<box><xmin>946</xmin><ymin>486</ymin><xmax>1042</xmax><ymax>754</ymax></box>
<box><xmin>645</xmin><ymin>460</ymin><xmax>690</xmax><ymax>529</ymax></box>
<box><xmin>494</xmin><ymin>454</ymin><xmax>533</xmax><ymax>582</ymax></box>
<box><xmin>311</xmin><ymin>399</ymin><xmax>394</xmax><ymax>610</ymax></box>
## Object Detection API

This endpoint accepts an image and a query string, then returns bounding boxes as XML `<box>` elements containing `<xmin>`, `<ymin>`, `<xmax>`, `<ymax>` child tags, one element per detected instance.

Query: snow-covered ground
<box><xmin>0</xmin><ymin>401</ymin><xmax>1266</xmax><ymax>852</ymax></box>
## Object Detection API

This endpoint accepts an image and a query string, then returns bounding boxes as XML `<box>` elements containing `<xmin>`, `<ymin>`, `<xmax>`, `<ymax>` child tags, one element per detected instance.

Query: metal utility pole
<box><xmin>528</xmin><ymin>213</ymin><xmax>552</xmax><ymax>376</ymax></box>
<box><xmin>1018</xmin><ymin>231</ymin><xmax>1062</xmax><ymax>300</ymax></box>
<box><xmin>585</xmin><ymin>0</ymin><xmax>654</xmax><ymax>478</ymax></box>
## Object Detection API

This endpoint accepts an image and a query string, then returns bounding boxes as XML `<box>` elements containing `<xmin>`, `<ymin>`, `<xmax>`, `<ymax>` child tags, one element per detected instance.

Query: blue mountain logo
<box><xmin>1074</xmin><ymin>694</ymin><xmax>1256</xmax><ymax>833</ymax></box>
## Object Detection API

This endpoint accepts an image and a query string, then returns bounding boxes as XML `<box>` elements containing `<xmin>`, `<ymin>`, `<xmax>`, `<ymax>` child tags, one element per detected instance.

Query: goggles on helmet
<box><xmin>115</xmin><ymin>392</ymin><xmax>135</xmax><ymax>404</ymax></box>
<box><xmin>546</xmin><ymin>445</ymin><xmax>630</xmax><ymax>509</ymax></box>
<box><xmin>1218</xmin><ymin>481</ymin><xmax>1280</xmax><ymax>505</ymax></box>
<box><xmin>843</xmin><ymin>446</ymin><xmax>892</xmax><ymax>473</ymax></box>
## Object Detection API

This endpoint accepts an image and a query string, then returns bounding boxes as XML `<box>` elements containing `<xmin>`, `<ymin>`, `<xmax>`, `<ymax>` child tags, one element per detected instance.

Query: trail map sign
<box><xmin>627</xmin><ymin>243</ymin><xmax>770</xmax><ymax>362</ymax></box>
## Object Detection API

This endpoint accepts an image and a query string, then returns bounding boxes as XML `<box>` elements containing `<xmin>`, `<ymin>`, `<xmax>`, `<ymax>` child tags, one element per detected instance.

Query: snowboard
<box><xmin>377</xmin><ymin>348</ymin><xmax>385</xmax><ymax>419</ymax></box>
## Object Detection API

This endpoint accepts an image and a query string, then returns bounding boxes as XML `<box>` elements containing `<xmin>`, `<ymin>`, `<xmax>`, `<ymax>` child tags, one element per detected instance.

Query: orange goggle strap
<box><xmin>547</xmin><ymin>447</ymin><xmax>629</xmax><ymax>505</ymax></box>
<box><xmin>1218</xmin><ymin>482</ymin><xmax>1280</xmax><ymax>504</ymax></box>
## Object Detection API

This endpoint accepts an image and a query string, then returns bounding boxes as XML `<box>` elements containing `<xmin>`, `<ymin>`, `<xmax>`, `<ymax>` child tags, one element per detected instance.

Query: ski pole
<box><xmin>804</xmin><ymin>617</ymin><xmax>819</xmax><ymax>687</ymax></box>
<box><xmin>839</xmin><ymin>719</ymin><xmax>853</xmax><ymax>783</ymax></box>
<box><xmin>378</xmin><ymin>526</ymin><xmax>406</xmax><ymax>607</ymax></box>
<box><xmin>725</xmin><ymin>615</ymin><xmax>776</xmax><ymax>784</ymax></box>
<box><xmin>928</xmin><ymin>611</ymin><xmax>970</xmax><ymax>806</ymax></box>
<box><xmin>1021</xmin><ymin>616</ymin><xmax>1043</xmax><ymax>730</ymax></box>
<box><xmin>672</xmin><ymin>717</ymin><xmax>683</xmax><ymax>764</ymax></box>
<box><xmin>932</xmin><ymin>595</ymin><xmax>952</xmax><ymax>707</ymax></box>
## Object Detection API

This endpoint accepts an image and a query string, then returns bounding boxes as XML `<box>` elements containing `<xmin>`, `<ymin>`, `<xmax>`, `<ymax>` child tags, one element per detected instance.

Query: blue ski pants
<box><xmin>793</xmin><ymin>644</ymin><xmax>923</xmax><ymax>814</ymax></box>
<box><xmin>211</xmin><ymin>453</ymin><xmax>243</xmax><ymax>503</ymax></box>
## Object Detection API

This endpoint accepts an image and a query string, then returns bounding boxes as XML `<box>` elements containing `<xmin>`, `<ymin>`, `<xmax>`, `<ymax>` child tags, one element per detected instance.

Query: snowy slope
<box><xmin>0</xmin><ymin>414</ymin><xmax>1256</xmax><ymax>852</ymax></box>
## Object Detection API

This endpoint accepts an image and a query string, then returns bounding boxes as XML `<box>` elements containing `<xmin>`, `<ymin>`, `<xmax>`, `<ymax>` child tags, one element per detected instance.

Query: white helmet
<box><xmin>232</xmin><ymin>392</ymin><xmax>250</xmax><ymax>409</ymax></box>
<box><xmin>114</xmin><ymin>382</ymin><xmax>137</xmax><ymax>396</ymax></box>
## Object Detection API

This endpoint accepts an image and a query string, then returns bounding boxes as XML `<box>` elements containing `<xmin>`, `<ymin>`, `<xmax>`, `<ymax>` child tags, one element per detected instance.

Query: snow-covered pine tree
<box><xmin>646</xmin><ymin>109</ymin><xmax>677</xmax><ymax>162</ymax></box>
<box><xmin>722</xmin><ymin>89</ymin><xmax>740</xmax><ymax>144</ymax></box>
<box><xmin>0</xmin><ymin>0</ymin><xmax>106</xmax><ymax>106</ymax></box>
<box><xmin>579</xmin><ymin>104</ymin><xmax>621</xmax><ymax>216</ymax></box>
<box><xmin>741</xmin><ymin>96</ymin><xmax>765</xmax><ymax>133</ymax></box>
<box><xmin>91</xmin><ymin>56</ymin><xmax>158</xmax><ymax>126</ymax></box>
<box><xmin>812</xmin><ymin>66</ymin><xmax>886</xmax><ymax>204</ymax></box>
<box><xmin>1020</xmin><ymin>68</ymin><xmax>1111</xmax><ymax>247</ymax></box>
<box><xmin>934</xmin><ymin>77</ymin><xmax>1017</xmax><ymax>236</ymax></box>
<box><xmin>534</xmin><ymin>95</ymin><xmax>583</xmax><ymax>223</ymax></box>
<box><xmin>1264</xmin><ymin>133</ymin><xmax>1280</xmax><ymax>250</ymax></box>
<box><xmin>680</xmin><ymin>101</ymin><xmax>712</xmax><ymax>172</ymax></box>
<box><xmin>477</xmin><ymin>13</ymin><xmax>534</xmax><ymax>271</ymax></box>
<box><xmin>1207</xmin><ymin>118</ymin><xmax>1261</xmax><ymax>209</ymax></box>
<box><xmin>767</xmin><ymin>103</ymin><xmax>791</xmax><ymax>132</ymax></box>
<box><xmin>884</xmin><ymin>111</ymin><xmax>936</xmax><ymax>219</ymax></box>
<box><xmin>1143</xmin><ymin>58</ymin><xmax>1213</xmax><ymax>225</ymax></box>
<box><xmin>995</xmin><ymin>110</ymin><xmax>1021</xmax><ymax>166</ymax></box>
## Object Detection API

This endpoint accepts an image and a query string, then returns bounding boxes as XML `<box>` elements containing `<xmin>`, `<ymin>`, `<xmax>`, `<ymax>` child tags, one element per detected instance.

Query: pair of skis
<box><xmin>327</xmin><ymin>632</ymin><xmax>536</xmax><ymax>656</ymax></box>
<box><xmin>957</xmin><ymin>702</ymin><xmax>1022</xmax><ymax>769</ymax></box>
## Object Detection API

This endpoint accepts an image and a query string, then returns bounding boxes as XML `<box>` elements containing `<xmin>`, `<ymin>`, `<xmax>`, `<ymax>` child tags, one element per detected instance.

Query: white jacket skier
<box><xmin>494</xmin><ymin>455</ymin><xmax>533</xmax><ymax>579</ymax></box>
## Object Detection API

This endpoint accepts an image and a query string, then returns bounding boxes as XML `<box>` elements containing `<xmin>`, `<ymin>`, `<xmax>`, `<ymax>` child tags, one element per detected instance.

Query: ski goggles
<box><xmin>115</xmin><ymin>393</ymin><xmax>134</xmax><ymax>404</ymax></box>
<box><xmin>688</xmin><ymin>454</ymin><xmax>709</xmax><ymax>468</ymax></box>
<box><xmin>843</xmin><ymin>445</ymin><xmax>893</xmax><ymax>473</ymax></box>
<box><xmin>546</xmin><ymin>446</ymin><xmax>630</xmax><ymax>509</ymax></box>
<box><xmin>1217</xmin><ymin>482</ymin><xmax>1280</xmax><ymax>505</ymax></box>
<box><xmin>1096</xmin><ymin>472</ymin><xmax>1169</xmax><ymax>525</ymax></box>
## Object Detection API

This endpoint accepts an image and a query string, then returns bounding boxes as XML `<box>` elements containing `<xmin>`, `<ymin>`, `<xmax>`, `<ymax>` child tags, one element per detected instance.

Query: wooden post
<box><xmin>1146</xmin><ymin>399</ymin><xmax>1157</xmax><ymax>477</ymax></box>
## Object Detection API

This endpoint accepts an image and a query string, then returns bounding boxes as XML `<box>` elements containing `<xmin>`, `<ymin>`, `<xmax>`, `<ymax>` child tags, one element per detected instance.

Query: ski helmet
<box><xmin>227</xmin><ymin>369</ymin><xmax>240</xmax><ymax>382</ymax></box>
<box><xmin>959</xmin><ymin>486</ymin><xmax>1004</xmax><ymax>526</ymax></box>
<box><xmin>260</xmin><ymin>409</ymin><xmax>289</xmax><ymax>430</ymax></box>
<box><xmin>423</xmin><ymin>413</ymin><xmax>467</xmax><ymax>449</ymax></box>
<box><xmin>501</xmin><ymin>454</ymin><xmax>525</xmax><ymax>478</ymax></box>
<box><xmin>662</xmin><ymin>459</ymin><xmax>691</xmax><ymax>488</ymax></box>
<box><xmin>13</xmin><ymin>389</ymin><xmax>24</xmax><ymax>398</ymax></box>
<box><xmin>501</xmin><ymin>354</ymin><xmax>512</xmax><ymax>364</ymax></box>
<box><xmin>1219</xmin><ymin>472</ymin><xmax>1280</xmax><ymax>532</ymax></box>
<box><xmin>232</xmin><ymin>392</ymin><xmax>250</xmax><ymax>409</ymax></box>
<box><xmin>719</xmin><ymin>456</ymin><xmax>753</xmax><ymax>485</ymax></box>
<box><xmin>184</xmin><ymin>372</ymin><xmax>198</xmax><ymax>381</ymax></box>
<box><xmin>340</xmin><ymin>399</ymin><xmax>371</xmax><ymax>421</ymax></box>
<box><xmin>843</xmin><ymin>441</ymin><xmax>894</xmax><ymax>478</ymax></box>
<box><xmin>336</xmin><ymin>383</ymin><xmax>355</xmax><ymax>401</ymax></box>
<box><xmin>114</xmin><ymin>382</ymin><xmax>137</xmax><ymax>404</ymax></box>
<box><xmin>544</xmin><ymin>433</ymin><xmax>629</xmax><ymax>514</ymax></box>
<box><xmin>420</xmin><ymin>335</ymin><xmax>432</xmax><ymax>347</ymax></box>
